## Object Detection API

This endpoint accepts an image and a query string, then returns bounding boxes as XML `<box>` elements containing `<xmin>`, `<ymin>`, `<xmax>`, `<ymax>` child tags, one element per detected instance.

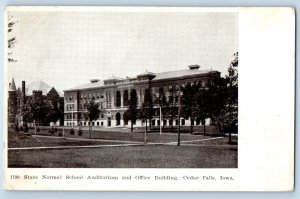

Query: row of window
<box><xmin>82</xmin><ymin>121</ymin><xmax>104</xmax><ymax>126</ymax></box>
<box><xmin>65</xmin><ymin>119</ymin><xmax>200</xmax><ymax>127</ymax></box>
<box><xmin>80</xmin><ymin>93</ymin><xmax>104</xmax><ymax>100</ymax></box>
<box><xmin>65</xmin><ymin>80</ymin><xmax>211</xmax><ymax>108</ymax></box>
<box><xmin>66</xmin><ymin>104</ymin><xmax>75</xmax><ymax>111</ymax></box>
<box><xmin>66</xmin><ymin>122</ymin><xmax>75</xmax><ymax>126</ymax></box>
<box><xmin>152</xmin><ymin>119</ymin><xmax>185</xmax><ymax>126</ymax></box>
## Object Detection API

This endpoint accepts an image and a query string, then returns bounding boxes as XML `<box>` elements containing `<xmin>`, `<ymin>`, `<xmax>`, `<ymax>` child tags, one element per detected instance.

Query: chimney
<box><xmin>90</xmin><ymin>79</ymin><xmax>100</xmax><ymax>83</ymax></box>
<box><xmin>22</xmin><ymin>81</ymin><xmax>25</xmax><ymax>101</ymax></box>
<box><xmin>188</xmin><ymin>65</ymin><xmax>200</xmax><ymax>70</ymax></box>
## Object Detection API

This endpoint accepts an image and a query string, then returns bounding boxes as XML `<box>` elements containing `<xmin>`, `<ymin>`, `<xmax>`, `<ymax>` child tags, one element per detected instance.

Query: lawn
<box><xmin>16</xmin><ymin>126</ymin><xmax>223</xmax><ymax>143</ymax></box>
<box><xmin>8</xmin><ymin>144</ymin><xmax>237</xmax><ymax>168</ymax></box>
<box><xmin>7</xmin><ymin>128</ymin><xmax>238</xmax><ymax>168</ymax></box>
<box><xmin>21</xmin><ymin>127</ymin><xmax>224</xmax><ymax>143</ymax></box>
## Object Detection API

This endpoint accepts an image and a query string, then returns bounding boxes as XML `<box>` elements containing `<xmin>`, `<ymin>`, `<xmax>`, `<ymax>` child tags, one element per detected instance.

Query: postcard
<box><xmin>3</xmin><ymin>6</ymin><xmax>294</xmax><ymax>191</ymax></box>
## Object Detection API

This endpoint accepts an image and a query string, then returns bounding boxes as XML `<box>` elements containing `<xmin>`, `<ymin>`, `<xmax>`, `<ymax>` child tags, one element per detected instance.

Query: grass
<box><xmin>8</xmin><ymin>145</ymin><xmax>237</xmax><ymax>168</ymax></box>
<box><xmin>19</xmin><ymin>127</ymin><xmax>225</xmax><ymax>143</ymax></box>
<box><xmin>7</xmin><ymin>128</ymin><xmax>238</xmax><ymax>168</ymax></box>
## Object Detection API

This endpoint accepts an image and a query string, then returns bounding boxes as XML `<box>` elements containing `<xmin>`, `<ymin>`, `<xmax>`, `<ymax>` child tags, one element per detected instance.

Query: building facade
<box><xmin>63</xmin><ymin>65</ymin><xmax>221</xmax><ymax>128</ymax></box>
<box><xmin>7</xmin><ymin>79</ymin><xmax>64</xmax><ymax>127</ymax></box>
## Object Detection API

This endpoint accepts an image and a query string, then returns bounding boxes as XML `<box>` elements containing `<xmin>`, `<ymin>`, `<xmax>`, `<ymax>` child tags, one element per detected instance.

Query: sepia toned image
<box><xmin>6</xmin><ymin>8</ymin><xmax>238</xmax><ymax>169</ymax></box>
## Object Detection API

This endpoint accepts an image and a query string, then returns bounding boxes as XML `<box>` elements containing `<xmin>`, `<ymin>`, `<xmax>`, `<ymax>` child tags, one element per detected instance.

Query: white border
<box><xmin>3</xmin><ymin>6</ymin><xmax>295</xmax><ymax>191</ymax></box>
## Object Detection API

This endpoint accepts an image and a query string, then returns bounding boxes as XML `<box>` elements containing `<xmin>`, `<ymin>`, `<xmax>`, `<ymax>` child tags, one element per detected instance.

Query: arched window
<box><xmin>116</xmin><ymin>91</ymin><xmax>121</xmax><ymax>107</ymax></box>
<box><xmin>123</xmin><ymin>90</ymin><xmax>129</xmax><ymax>106</ymax></box>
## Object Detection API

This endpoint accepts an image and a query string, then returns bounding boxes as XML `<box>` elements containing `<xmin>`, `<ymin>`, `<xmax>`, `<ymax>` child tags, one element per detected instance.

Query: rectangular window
<box><xmin>152</xmin><ymin>120</ymin><xmax>155</xmax><ymax>126</ymax></box>
<box><xmin>181</xmin><ymin>119</ymin><xmax>185</xmax><ymax>125</ymax></box>
<box><xmin>176</xmin><ymin>120</ymin><xmax>179</xmax><ymax>125</ymax></box>
<box><xmin>169</xmin><ymin>119</ymin><xmax>173</xmax><ymax>126</ymax></box>
<box><xmin>163</xmin><ymin>120</ymin><xmax>167</xmax><ymax>126</ymax></box>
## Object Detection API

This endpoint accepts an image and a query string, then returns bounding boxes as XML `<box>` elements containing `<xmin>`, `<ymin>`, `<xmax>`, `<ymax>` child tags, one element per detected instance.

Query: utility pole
<box><xmin>177</xmin><ymin>85</ymin><xmax>181</xmax><ymax>146</ymax></box>
<box><xmin>159</xmin><ymin>105</ymin><xmax>162</xmax><ymax>135</ymax></box>
<box><xmin>34</xmin><ymin>119</ymin><xmax>37</xmax><ymax>138</ymax></box>
<box><xmin>72</xmin><ymin>104</ymin><xmax>74</xmax><ymax>129</ymax></box>
<box><xmin>144</xmin><ymin>129</ymin><xmax>147</xmax><ymax>144</ymax></box>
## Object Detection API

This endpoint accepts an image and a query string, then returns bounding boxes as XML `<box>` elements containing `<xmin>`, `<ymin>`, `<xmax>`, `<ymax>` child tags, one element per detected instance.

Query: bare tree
<box><xmin>7</xmin><ymin>14</ymin><xmax>18</xmax><ymax>63</ymax></box>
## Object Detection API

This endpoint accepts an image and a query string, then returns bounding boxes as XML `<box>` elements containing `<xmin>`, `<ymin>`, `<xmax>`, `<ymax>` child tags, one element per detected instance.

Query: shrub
<box><xmin>23</xmin><ymin>126</ymin><xmax>28</xmax><ymax>132</ymax></box>
<box><xmin>14</xmin><ymin>125</ymin><xmax>19</xmax><ymax>132</ymax></box>
<box><xmin>78</xmin><ymin>129</ymin><xmax>83</xmax><ymax>136</ymax></box>
<box><xmin>70</xmin><ymin>128</ymin><xmax>75</xmax><ymax>135</ymax></box>
<box><xmin>20</xmin><ymin>126</ymin><xmax>23</xmax><ymax>131</ymax></box>
<box><xmin>48</xmin><ymin>129</ymin><xmax>52</xmax><ymax>134</ymax></box>
<box><xmin>58</xmin><ymin>132</ymin><xmax>63</xmax><ymax>137</ymax></box>
<box><xmin>37</xmin><ymin>127</ymin><xmax>40</xmax><ymax>132</ymax></box>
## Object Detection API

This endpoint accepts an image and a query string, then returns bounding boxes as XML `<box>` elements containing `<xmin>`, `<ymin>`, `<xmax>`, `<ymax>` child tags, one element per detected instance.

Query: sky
<box><xmin>7</xmin><ymin>10</ymin><xmax>238</xmax><ymax>92</ymax></box>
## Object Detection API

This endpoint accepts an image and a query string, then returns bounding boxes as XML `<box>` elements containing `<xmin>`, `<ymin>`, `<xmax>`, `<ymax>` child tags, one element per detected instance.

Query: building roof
<box><xmin>137</xmin><ymin>70</ymin><xmax>156</xmax><ymax>77</ymax></box>
<box><xmin>153</xmin><ymin>69</ymin><xmax>217</xmax><ymax>81</ymax></box>
<box><xmin>25</xmin><ymin>80</ymin><xmax>63</xmax><ymax>97</ymax></box>
<box><xmin>64</xmin><ymin>67</ymin><xmax>219</xmax><ymax>92</ymax></box>
<box><xmin>66</xmin><ymin>80</ymin><xmax>104</xmax><ymax>91</ymax></box>
<box><xmin>104</xmin><ymin>75</ymin><xmax>123</xmax><ymax>81</ymax></box>
<box><xmin>8</xmin><ymin>78</ymin><xmax>16</xmax><ymax>92</ymax></box>
<box><xmin>48</xmin><ymin>87</ymin><xmax>59</xmax><ymax>96</ymax></box>
<box><xmin>26</xmin><ymin>80</ymin><xmax>51</xmax><ymax>96</ymax></box>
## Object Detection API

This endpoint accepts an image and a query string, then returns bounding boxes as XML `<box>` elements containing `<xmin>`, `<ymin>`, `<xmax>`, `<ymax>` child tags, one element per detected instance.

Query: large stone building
<box><xmin>63</xmin><ymin>65</ymin><xmax>221</xmax><ymax>128</ymax></box>
<box><xmin>7</xmin><ymin>79</ymin><xmax>64</xmax><ymax>127</ymax></box>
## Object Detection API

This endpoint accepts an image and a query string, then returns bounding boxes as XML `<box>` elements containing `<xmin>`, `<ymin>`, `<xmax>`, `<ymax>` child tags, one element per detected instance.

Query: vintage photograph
<box><xmin>6</xmin><ymin>8</ymin><xmax>238</xmax><ymax>168</ymax></box>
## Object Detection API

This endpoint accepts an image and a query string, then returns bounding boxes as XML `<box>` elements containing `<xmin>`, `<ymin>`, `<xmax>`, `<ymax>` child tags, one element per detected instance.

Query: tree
<box><xmin>84</xmin><ymin>98</ymin><xmax>100</xmax><ymax>138</ymax></box>
<box><xmin>180</xmin><ymin>82</ymin><xmax>201</xmax><ymax>134</ymax></box>
<box><xmin>208</xmin><ymin>78</ymin><xmax>227</xmax><ymax>136</ymax></box>
<box><xmin>168</xmin><ymin>86</ymin><xmax>178</xmax><ymax>132</ymax></box>
<box><xmin>126</xmin><ymin>89</ymin><xmax>138</xmax><ymax>132</ymax></box>
<box><xmin>46</xmin><ymin>102</ymin><xmax>63</xmax><ymax>128</ymax></box>
<box><xmin>213</xmin><ymin>52</ymin><xmax>238</xmax><ymax>142</ymax></box>
<box><xmin>194</xmin><ymin>87</ymin><xmax>211</xmax><ymax>136</ymax></box>
<box><xmin>22</xmin><ymin>96</ymin><xmax>51</xmax><ymax>136</ymax></box>
<box><xmin>158</xmin><ymin>87</ymin><xmax>168</xmax><ymax>131</ymax></box>
<box><xmin>140</xmin><ymin>88</ymin><xmax>154</xmax><ymax>132</ymax></box>
<box><xmin>7</xmin><ymin>14</ymin><xmax>18</xmax><ymax>63</ymax></box>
